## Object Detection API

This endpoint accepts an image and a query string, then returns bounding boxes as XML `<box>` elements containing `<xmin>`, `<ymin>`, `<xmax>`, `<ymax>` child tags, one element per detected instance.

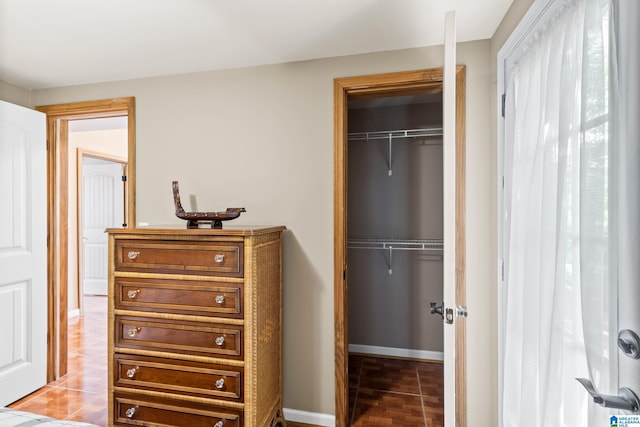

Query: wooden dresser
<box><xmin>107</xmin><ymin>226</ymin><xmax>287</xmax><ymax>427</ymax></box>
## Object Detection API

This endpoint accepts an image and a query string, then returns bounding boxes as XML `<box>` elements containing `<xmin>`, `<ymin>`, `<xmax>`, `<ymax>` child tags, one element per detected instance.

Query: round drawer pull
<box><xmin>127</xmin><ymin>289</ymin><xmax>140</xmax><ymax>299</ymax></box>
<box><xmin>214</xmin><ymin>421</ymin><xmax>224</xmax><ymax>427</ymax></box>
<box><xmin>215</xmin><ymin>336</ymin><xmax>225</xmax><ymax>346</ymax></box>
<box><xmin>215</xmin><ymin>295</ymin><xmax>225</xmax><ymax>304</ymax></box>
<box><xmin>126</xmin><ymin>366</ymin><xmax>139</xmax><ymax>379</ymax></box>
<box><xmin>127</xmin><ymin>327</ymin><xmax>142</xmax><ymax>338</ymax></box>
<box><xmin>215</xmin><ymin>378</ymin><xmax>225</xmax><ymax>389</ymax></box>
<box><xmin>127</xmin><ymin>251</ymin><xmax>140</xmax><ymax>260</ymax></box>
<box><xmin>214</xmin><ymin>254</ymin><xmax>225</xmax><ymax>264</ymax></box>
<box><xmin>125</xmin><ymin>406</ymin><xmax>138</xmax><ymax>419</ymax></box>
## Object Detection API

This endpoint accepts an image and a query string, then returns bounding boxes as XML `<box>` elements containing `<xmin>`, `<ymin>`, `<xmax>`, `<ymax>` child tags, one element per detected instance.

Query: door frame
<box><xmin>333</xmin><ymin>67</ymin><xmax>466</xmax><ymax>427</ymax></box>
<box><xmin>36</xmin><ymin>97</ymin><xmax>136</xmax><ymax>382</ymax></box>
<box><xmin>77</xmin><ymin>149</ymin><xmax>128</xmax><ymax>305</ymax></box>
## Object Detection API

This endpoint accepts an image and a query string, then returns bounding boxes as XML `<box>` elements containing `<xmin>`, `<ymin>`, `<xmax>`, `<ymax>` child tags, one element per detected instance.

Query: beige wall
<box><xmin>0</xmin><ymin>79</ymin><xmax>31</xmax><ymax>107</ymax></box>
<box><xmin>24</xmin><ymin>39</ymin><xmax>494</xmax><ymax>423</ymax></box>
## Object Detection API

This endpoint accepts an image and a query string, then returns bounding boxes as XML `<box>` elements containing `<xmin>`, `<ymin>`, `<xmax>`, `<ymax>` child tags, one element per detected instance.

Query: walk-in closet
<box><xmin>347</xmin><ymin>91</ymin><xmax>445</xmax><ymax>426</ymax></box>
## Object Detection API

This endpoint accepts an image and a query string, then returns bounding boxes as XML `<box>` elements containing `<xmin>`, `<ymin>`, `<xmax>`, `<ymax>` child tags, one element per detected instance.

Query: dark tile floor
<box><xmin>348</xmin><ymin>353</ymin><xmax>444</xmax><ymax>427</ymax></box>
<box><xmin>9</xmin><ymin>296</ymin><xmax>108</xmax><ymax>426</ymax></box>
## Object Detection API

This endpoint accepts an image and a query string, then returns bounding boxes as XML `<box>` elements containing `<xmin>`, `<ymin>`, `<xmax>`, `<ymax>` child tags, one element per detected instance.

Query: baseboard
<box><xmin>283</xmin><ymin>408</ymin><xmax>335</xmax><ymax>427</ymax></box>
<box><xmin>348</xmin><ymin>344</ymin><xmax>444</xmax><ymax>361</ymax></box>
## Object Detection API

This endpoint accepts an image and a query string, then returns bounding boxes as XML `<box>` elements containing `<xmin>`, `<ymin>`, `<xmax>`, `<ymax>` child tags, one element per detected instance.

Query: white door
<box><xmin>615</xmin><ymin>0</ymin><xmax>640</xmax><ymax>412</ymax></box>
<box><xmin>0</xmin><ymin>100</ymin><xmax>47</xmax><ymax>406</ymax></box>
<box><xmin>442</xmin><ymin>10</ymin><xmax>461</xmax><ymax>427</ymax></box>
<box><xmin>81</xmin><ymin>159</ymin><xmax>124</xmax><ymax>296</ymax></box>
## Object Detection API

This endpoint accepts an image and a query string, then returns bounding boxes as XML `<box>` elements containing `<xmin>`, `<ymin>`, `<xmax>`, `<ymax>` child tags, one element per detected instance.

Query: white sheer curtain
<box><xmin>501</xmin><ymin>0</ymin><xmax>614</xmax><ymax>425</ymax></box>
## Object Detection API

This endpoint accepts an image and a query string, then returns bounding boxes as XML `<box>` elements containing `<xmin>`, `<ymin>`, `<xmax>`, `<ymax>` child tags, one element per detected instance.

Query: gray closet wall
<box><xmin>347</xmin><ymin>98</ymin><xmax>444</xmax><ymax>354</ymax></box>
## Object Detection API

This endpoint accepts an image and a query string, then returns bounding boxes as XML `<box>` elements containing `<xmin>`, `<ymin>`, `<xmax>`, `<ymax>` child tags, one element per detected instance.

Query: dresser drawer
<box><xmin>115</xmin><ymin>240</ymin><xmax>243</xmax><ymax>277</ymax></box>
<box><xmin>115</xmin><ymin>277</ymin><xmax>242</xmax><ymax>318</ymax></box>
<box><xmin>114</xmin><ymin>354</ymin><xmax>242</xmax><ymax>401</ymax></box>
<box><xmin>114</xmin><ymin>392</ymin><xmax>242</xmax><ymax>427</ymax></box>
<box><xmin>115</xmin><ymin>316</ymin><xmax>243</xmax><ymax>359</ymax></box>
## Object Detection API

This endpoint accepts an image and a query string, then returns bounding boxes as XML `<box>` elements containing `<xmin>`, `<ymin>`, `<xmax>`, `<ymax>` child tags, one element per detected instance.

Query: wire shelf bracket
<box><xmin>347</xmin><ymin>238</ymin><xmax>444</xmax><ymax>274</ymax></box>
<box><xmin>348</xmin><ymin>128</ymin><xmax>443</xmax><ymax>176</ymax></box>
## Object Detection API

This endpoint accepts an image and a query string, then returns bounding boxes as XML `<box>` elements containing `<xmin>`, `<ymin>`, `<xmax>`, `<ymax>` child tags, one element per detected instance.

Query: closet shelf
<box><xmin>348</xmin><ymin>238</ymin><xmax>443</xmax><ymax>251</ymax></box>
<box><xmin>348</xmin><ymin>238</ymin><xmax>443</xmax><ymax>275</ymax></box>
<box><xmin>347</xmin><ymin>127</ymin><xmax>443</xmax><ymax>141</ymax></box>
<box><xmin>348</xmin><ymin>127</ymin><xmax>442</xmax><ymax>176</ymax></box>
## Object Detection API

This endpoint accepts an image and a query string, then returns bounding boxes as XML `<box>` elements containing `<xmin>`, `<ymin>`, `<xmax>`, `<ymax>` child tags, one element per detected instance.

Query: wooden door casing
<box><xmin>333</xmin><ymin>67</ymin><xmax>466</xmax><ymax>427</ymax></box>
<box><xmin>36</xmin><ymin>97</ymin><xmax>136</xmax><ymax>382</ymax></box>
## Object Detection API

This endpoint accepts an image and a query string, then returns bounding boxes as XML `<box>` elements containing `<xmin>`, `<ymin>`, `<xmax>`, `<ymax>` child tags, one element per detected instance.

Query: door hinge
<box><xmin>46</xmin><ymin>139</ymin><xmax>49</xmax><ymax>150</ymax></box>
<box><xmin>501</xmin><ymin>93</ymin><xmax>506</xmax><ymax>118</ymax></box>
<box><xmin>122</xmin><ymin>175</ymin><xmax>127</xmax><ymax>182</ymax></box>
<box><xmin>499</xmin><ymin>258</ymin><xmax>504</xmax><ymax>282</ymax></box>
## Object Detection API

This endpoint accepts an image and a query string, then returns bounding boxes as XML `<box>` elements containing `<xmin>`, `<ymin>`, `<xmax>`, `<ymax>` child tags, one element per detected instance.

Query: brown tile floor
<box><xmin>348</xmin><ymin>353</ymin><xmax>444</xmax><ymax>427</ymax></box>
<box><xmin>9</xmin><ymin>296</ymin><xmax>108</xmax><ymax>426</ymax></box>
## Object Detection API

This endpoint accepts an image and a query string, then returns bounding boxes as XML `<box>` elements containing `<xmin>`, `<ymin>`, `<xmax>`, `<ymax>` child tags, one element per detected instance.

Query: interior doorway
<box><xmin>36</xmin><ymin>97</ymin><xmax>136</xmax><ymax>382</ymax></box>
<box><xmin>71</xmin><ymin>116</ymin><xmax>129</xmax><ymax>313</ymax></box>
<box><xmin>334</xmin><ymin>68</ymin><xmax>466</xmax><ymax>427</ymax></box>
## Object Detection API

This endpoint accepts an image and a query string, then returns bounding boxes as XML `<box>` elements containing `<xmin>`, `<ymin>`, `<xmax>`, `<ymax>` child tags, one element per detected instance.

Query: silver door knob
<box><xmin>430</xmin><ymin>302</ymin><xmax>444</xmax><ymax>319</ymax></box>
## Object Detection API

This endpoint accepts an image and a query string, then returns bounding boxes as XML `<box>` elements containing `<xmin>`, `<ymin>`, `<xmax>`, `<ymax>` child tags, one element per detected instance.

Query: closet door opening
<box><xmin>334</xmin><ymin>68</ymin><xmax>466</xmax><ymax>427</ymax></box>
<box><xmin>346</xmin><ymin>91</ymin><xmax>444</xmax><ymax>426</ymax></box>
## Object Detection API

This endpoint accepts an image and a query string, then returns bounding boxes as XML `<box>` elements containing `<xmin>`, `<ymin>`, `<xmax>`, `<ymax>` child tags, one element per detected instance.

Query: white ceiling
<box><xmin>0</xmin><ymin>0</ymin><xmax>513</xmax><ymax>90</ymax></box>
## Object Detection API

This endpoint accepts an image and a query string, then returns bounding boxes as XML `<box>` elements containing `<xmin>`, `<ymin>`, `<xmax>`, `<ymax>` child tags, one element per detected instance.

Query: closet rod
<box><xmin>347</xmin><ymin>127</ymin><xmax>443</xmax><ymax>141</ymax></box>
<box><xmin>347</xmin><ymin>238</ymin><xmax>443</xmax><ymax>251</ymax></box>
<box><xmin>348</xmin><ymin>127</ymin><xmax>442</xmax><ymax>176</ymax></box>
<box><xmin>348</xmin><ymin>238</ymin><xmax>443</xmax><ymax>275</ymax></box>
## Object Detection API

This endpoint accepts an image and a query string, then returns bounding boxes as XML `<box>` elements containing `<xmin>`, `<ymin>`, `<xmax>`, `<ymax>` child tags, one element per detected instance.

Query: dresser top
<box><xmin>106</xmin><ymin>224</ymin><xmax>286</xmax><ymax>236</ymax></box>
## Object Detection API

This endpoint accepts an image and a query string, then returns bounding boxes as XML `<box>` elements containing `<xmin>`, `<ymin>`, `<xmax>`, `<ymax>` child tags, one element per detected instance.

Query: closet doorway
<box><xmin>334</xmin><ymin>67</ymin><xmax>466</xmax><ymax>427</ymax></box>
